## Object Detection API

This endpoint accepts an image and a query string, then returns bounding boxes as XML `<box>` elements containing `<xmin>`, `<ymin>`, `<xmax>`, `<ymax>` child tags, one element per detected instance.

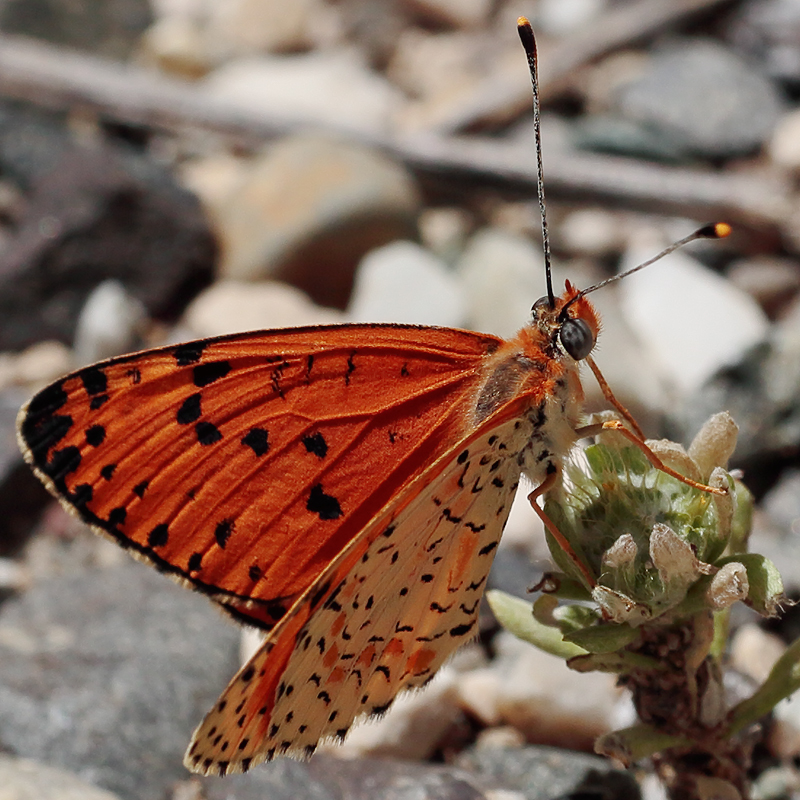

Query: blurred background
<box><xmin>1</xmin><ymin>1</ymin><xmax>800</xmax><ymax>798</ymax></box>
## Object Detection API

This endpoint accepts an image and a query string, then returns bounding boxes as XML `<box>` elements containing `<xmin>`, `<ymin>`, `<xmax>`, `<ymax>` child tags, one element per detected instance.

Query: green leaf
<box><xmin>568</xmin><ymin>651</ymin><xmax>663</xmax><ymax>674</ymax></box>
<box><xmin>595</xmin><ymin>723</ymin><xmax>689</xmax><ymax>765</ymax></box>
<box><xmin>486</xmin><ymin>590</ymin><xmax>587</xmax><ymax>659</ymax></box>
<box><xmin>716</xmin><ymin>553</ymin><xmax>783</xmax><ymax>617</ymax></box>
<box><xmin>563</xmin><ymin>622</ymin><xmax>638</xmax><ymax>653</ymax></box>
<box><xmin>727</xmin><ymin>637</ymin><xmax>800</xmax><ymax>736</ymax></box>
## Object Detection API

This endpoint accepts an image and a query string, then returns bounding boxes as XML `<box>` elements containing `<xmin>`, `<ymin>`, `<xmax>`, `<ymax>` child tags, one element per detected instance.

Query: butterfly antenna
<box><xmin>518</xmin><ymin>17</ymin><xmax>555</xmax><ymax>309</ymax></box>
<box><xmin>560</xmin><ymin>222</ymin><xmax>732</xmax><ymax>317</ymax></box>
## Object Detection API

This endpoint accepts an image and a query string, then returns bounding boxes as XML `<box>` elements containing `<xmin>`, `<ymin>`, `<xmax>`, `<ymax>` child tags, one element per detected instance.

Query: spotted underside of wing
<box><xmin>18</xmin><ymin>324</ymin><xmax>502</xmax><ymax>629</ymax></box>
<box><xmin>185</xmin><ymin>407</ymin><xmax>535</xmax><ymax>776</ymax></box>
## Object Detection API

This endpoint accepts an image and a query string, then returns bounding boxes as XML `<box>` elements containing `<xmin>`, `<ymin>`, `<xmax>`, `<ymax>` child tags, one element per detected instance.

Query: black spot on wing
<box><xmin>242</xmin><ymin>427</ymin><xmax>269</xmax><ymax>456</ymax></box>
<box><xmin>215</xmin><ymin>519</ymin><xmax>234</xmax><ymax>549</ymax></box>
<box><xmin>302</xmin><ymin>432</ymin><xmax>328</xmax><ymax>458</ymax></box>
<box><xmin>44</xmin><ymin>446</ymin><xmax>81</xmax><ymax>484</ymax></box>
<box><xmin>174</xmin><ymin>341</ymin><xmax>207</xmax><ymax>366</ymax></box>
<box><xmin>133</xmin><ymin>480</ymin><xmax>149</xmax><ymax>498</ymax></box>
<box><xmin>100</xmin><ymin>463</ymin><xmax>116</xmax><ymax>480</ymax></box>
<box><xmin>194</xmin><ymin>361</ymin><xmax>231</xmax><ymax>387</ymax></box>
<box><xmin>148</xmin><ymin>524</ymin><xmax>169</xmax><ymax>548</ymax></box>
<box><xmin>177</xmin><ymin>393</ymin><xmax>201</xmax><ymax>424</ymax></box>
<box><xmin>307</xmin><ymin>484</ymin><xmax>342</xmax><ymax>520</ymax></box>
<box><xmin>23</xmin><ymin>413</ymin><xmax>73</xmax><ymax>465</ymax></box>
<box><xmin>79</xmin><ymin>366</ymin><xmax>107</xmax><ymax>396</ymax></box>
<box><xmin>72</xmin><ymin>483</ymin><xmax>92</xmax><ymax>510</ymax></box>
<box><xmin>85</xmin><ymin>424</ymin><xmax>105</xmax><ymax>447</ymax></box>
<box><xmin>188</xmin><ymin>552</ymin><xmax>203</xmax><ymax>572</ymax></box>
<box><xmin>249</xmin><ymin>564</ymin><xmax>262</xmax><ymax>582</ymax></box>
<box><xmin>449</xmin><ymin>621</ymin><xmax>475</xmax><ymax>637</ymax></box>
<box><xmin>90</xmin><ymin>395</ymin><xmax>109</xmax><ymax>410</ymax></box>
<box><xmin>108</xmin><ymin>507</ymin><xmax>126</xmax><ymax>526</ymax></box>
<box><xmin>196</xmin><ymin>421</ymin><xmax>222</xmax><ymax>445</ymax></box>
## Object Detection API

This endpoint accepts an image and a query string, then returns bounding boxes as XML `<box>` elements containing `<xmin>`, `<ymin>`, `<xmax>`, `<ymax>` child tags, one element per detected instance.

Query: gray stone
<box><xmin>0</xmin><ymin>0</ymin><xmax>152</xmax><ymax>59</ymax></box>
<box><xmin>459</xmin><ymin>744</ymin><xmax>641</xmax><ymax>800</ymax></box>
<box><xmin>0</xmin><ymin>754</ymin><xmax>123</xmax><ymax>800</ymax></box>
<box><xmin>616</xmin><ymin>40</ymin><xmax>784</xmax><ymax>159</ymax></box>
<box><xmin>0</xmin><ymin>561</ymin><xmax>240</xmax><ymax>800</ymax></box>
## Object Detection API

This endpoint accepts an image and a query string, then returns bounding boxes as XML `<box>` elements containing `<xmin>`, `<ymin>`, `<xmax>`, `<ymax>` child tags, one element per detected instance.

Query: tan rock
<box><xmin>205</xmin><ymin>134</ymin><xmax>420</xmax><ymax>308</ymax></box>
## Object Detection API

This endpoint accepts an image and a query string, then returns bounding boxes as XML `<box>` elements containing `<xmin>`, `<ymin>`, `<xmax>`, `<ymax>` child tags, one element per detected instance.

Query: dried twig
<box><xmin>0</xmin><ymin>29</ymin><xmax>789</xmax><ymax>232</ymax></box>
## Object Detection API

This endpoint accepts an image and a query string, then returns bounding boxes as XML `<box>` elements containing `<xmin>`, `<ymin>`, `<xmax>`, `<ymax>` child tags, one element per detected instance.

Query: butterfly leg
<box><xmin>527</xmin><ymin>471</ymin><xmax>596</xmax><ymax>588</ymax></box>
<box><xmin>586</xmin><ymin>355</ymin><xmax>644</xmax><ymax>439</ymax></box>
<box><xmin>576</xmin><ymin>419</ymin><xmax>727</xmax><ymax>497</ymax></box>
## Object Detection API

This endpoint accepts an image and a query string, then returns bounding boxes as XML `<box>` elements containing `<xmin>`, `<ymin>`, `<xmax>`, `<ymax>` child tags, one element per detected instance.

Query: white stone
<box><xmin>209</xmin><ymin>0</ymin><xmax>321</xmax><ymax>54</ymax></box>
<box><xmin>347</xmin><ymin>241</ymin><xmax>467</xmax><ymax>327</ymax></box>
<box><xmin>730</xmin><ymin>623</ymin><xmax>785</xmax><ymax>684</ymax></box>
<box><xmin>456</xmin><ymin>228</ymin><xmax>542</xmax><ymax>339</ymax></box>
<box><xmin>182</xmin><ymin>280</ymin><xmax>344</xmax><ymax>338</ymax></box>
<box><xmin>140</xmin><ymin>15</ymin><xmax>212</xmax><ymax>78</ymax></box>
<box><xmin>618</xmin><ymin>235</ymin><xmax>769</xmax><ymax>396</ymax></box>
<box><xmin>491</xmin><ymin>631</ymin><xmax>618</xmax><ymax>747</ymax></box>
<box><xmin>770</xmin><ymin>109</ymin><xmax>800</xmax><ymax>172</ymax></box>
<box><xmin>535</xmin><ymin>0</ymin><xmax>607</xmax><ymax>35</ymax></box>
<box><xmin>11</xmin><ymin>341</ymin><xmax>73</xmax><ymax>388</ymax></box>
<box><xmin>203</xmin><ymin>51</ymin><xmax>402</xmax><ymax>136</ymax></box>
<box><xmin>73</xmin><ymin>280</ymin><xmax>146</xmax><ymax>365</ymax></box>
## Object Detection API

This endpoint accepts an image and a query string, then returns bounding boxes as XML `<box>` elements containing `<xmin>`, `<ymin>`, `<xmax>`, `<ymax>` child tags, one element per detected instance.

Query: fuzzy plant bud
<box><xmin>707</xmin><ymin>562</ymin><xmax>749</xmax><ymax>610</ymax></box>
<box><xmin>688</xmin><ymin>411</ymin><xmax>739</xmax><ymax>478</ymax></box>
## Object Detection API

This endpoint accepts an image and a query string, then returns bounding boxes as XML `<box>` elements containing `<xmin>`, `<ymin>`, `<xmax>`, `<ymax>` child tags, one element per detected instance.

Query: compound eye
<box><xmin>560</xmin><ymin>317</ymin><xmax>594</xmax><ymax>360</ymax></box>
<box><xmin>531</xmin><ymin>296</ymin><xmax>551</xmax><ymax>318</ymax></box>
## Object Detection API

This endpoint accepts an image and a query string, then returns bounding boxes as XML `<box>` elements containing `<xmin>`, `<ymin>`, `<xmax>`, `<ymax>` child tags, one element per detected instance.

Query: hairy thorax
<box><xmin>470</xmin><ymin>324</ymin><xmax>586</xmax><ymax>491</ymax></box>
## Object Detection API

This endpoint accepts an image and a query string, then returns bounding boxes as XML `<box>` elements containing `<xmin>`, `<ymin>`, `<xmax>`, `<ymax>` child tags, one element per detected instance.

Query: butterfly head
<box><xmin>531</xmin><ymin>280</ymin><xmax>600</xmax><ymax>362</ymax></box>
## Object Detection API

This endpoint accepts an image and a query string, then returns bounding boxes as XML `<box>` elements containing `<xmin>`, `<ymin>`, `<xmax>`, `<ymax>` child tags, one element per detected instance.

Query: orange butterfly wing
<box><xmin>18</xmin><ymin>324</ymin><xmax>502</xmax><ymax>630</ymax></box>
<box><xmin>185</xmin><ymin>403</ymin><xmax>532</xmax><ymax>775</ymax></box>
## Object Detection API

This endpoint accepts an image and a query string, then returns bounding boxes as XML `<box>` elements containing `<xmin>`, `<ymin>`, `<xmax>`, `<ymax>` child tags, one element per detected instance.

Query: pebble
<box><xmin>0</xmin><ymin>754</ymin><xmax>123</xmax><ymax>800</ymax></box>
<box><xmin>557</xmin><ymin>209</ymin><xmax>626</xmax><ymax>258</ymax></box>
<box><xmin>726</xmin><ymin>256</ymin><xmax>800</xmax><ymax>319</ymax></box>
<box><xmin>490</xmin><ymin>631</ymin><xmax>619</xmax><ymax>751</ymax></box>
<box><xmin>0</xmin><ymin>561</ymin><xmax>240</xmax><ymax>800</ymax></box>
<box><xmin>182</xmin><ymin>280</ymin><xmax>344</xmax><ymax>339</ymax></box>
<box><xmin>201</xmin><ymin>134</ymin><xmax>420</xmax><ymax>309</ymax></box>
<box><xmin>618</xmin><ymin>234</ymin><xmax>770</xmax><ymax>397</ymax></box>
<box><xmin>0</xmin><ymin>341</ymin><xmax>72</xmax><ymax>391</ymax></box>
<box><xmin>72</xmin><ymin>280</ymin><xmax>146</xmax><ymax>366</ymax></box>
<box><xmin>139</xmin><ymin>14</ymin><xmax>214</xmax><ymax>78</ymax></box>
<box><xmin>203</xmin><ymin>50</ymin><xmax>403</xmax><ymax>136</ymax></box>
<box><xmin>762</xmin><ymin>468</ymin><xmax>800</xmax><ymax>537</ymax></box>
<box><xmin>615</xmin><ymin>40</ymin><xmax>784</xmax><ymax>159</ymax></box>
<box><xmin>400</xmin><ymin>0</ymin><xmax>494</xmax><ymax>30</ymax></box>
<box><xmin>331</xmin><ymin>662</ymin><xmax>465</xmax><ymax>760</ymax></box>
<box><xmin>418</xmin><ymin>206</ymin><xmax>474</xmax><ymax>264</ymax></box>
<box><xmin>726</xmin><ymin>0</ymin><xmax>800</xmax><ymax>88</ymax></box>
<box><xmin>457</xmin><ymin>744</ymin><xmax>641</xmax><ymax>800</ymax></box>
<box><xmin>455</xmin><ymin>228</ymin><xmax>542</xmax><ymax>338</ymax></box>
<box><xmin>0</xmin><ymin>142</ymin><xmax>215</xmax><ymax>351</ymax></box>
<box><xmin>388</xmin><ymin>27</ymin><xmax>530</xmax><ymax>133</ymax></box>
<box><xmin>0</xmin><ymin>0</ymin><xmax>153</xmax><ymax>59</ymax></box>
<box><xmin>729</xmin><ymin>623</ymin><xmax>786</xmax><ymax>684</ymax></box>
<box><xmin>348</xmin><ymin>240</ymin><xmax>467</xmax><ymax>327</ymax></box>
<box><xmin>769</xmin><ymin>108</ymin><xmax>800</xmax><ymax>173</ymax></box>
<box><xmin>534</xmin><ymin>0</ymin><xmax>607</xmax><ymax>36</ymax></box>
<box><xmin>207</xmin><ymin>0</ymin><xmax>323</xmax><ymax>55</ymax></box>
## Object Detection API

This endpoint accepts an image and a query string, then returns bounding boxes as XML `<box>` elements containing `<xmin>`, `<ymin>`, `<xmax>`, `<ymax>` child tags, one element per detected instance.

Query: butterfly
<box><xmin>15</xmin><ymin>17</ymin><xmax>731</xmax><ymax>778</ymax></box>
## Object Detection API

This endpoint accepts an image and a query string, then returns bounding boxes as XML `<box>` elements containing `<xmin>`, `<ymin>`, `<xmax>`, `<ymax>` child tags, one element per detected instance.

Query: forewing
<box><xmin>18</xmin><ymin>324</ymin><xmax>501</xmax><ymax>629</ymax></box>
<box><xmin>185</xmin><ymin>405</ymin><xmax>536</xmax><ymax>775</ymax></box>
